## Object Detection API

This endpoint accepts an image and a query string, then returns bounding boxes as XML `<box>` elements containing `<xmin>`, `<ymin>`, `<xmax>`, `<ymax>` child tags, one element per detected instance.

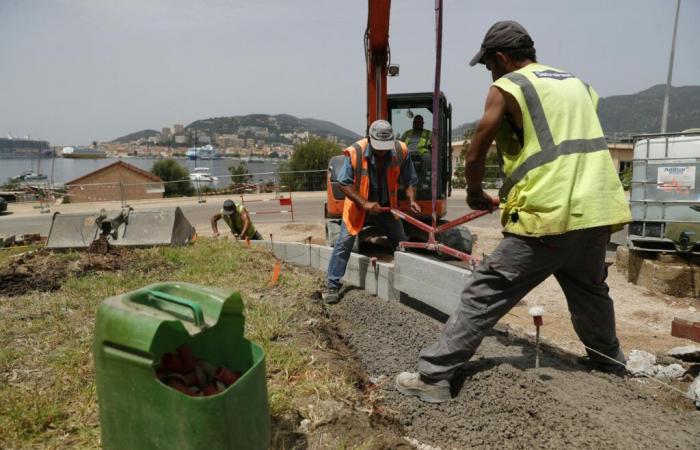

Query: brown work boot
<box><xmin>395</xmin><ymin>372</ymin><xmax>451</xmax><ymax>403</ymax></box>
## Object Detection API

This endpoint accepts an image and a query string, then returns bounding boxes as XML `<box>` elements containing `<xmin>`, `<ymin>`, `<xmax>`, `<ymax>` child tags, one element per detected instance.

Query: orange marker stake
<box><xmin>245</xmin><ymin>237</ymin><xmax>251</xmax><ymax>247</ymax></box>
<box><xmin>269</xmin><ymin>260</ymin><xmax>281</xmax><ymax>285</ymax></box>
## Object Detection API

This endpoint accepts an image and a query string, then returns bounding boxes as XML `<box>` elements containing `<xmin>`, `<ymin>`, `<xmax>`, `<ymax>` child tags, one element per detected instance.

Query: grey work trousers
<box><xmin>418</xmin><ymin>226</ymin><xmax>625</xmax><ymax>380</ymax></box>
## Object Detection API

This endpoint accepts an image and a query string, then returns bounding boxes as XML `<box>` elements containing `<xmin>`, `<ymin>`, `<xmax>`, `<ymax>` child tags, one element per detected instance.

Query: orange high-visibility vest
<box><xmin>342</xmin><ymin>138</ymin><xmax>408</xmax><ymax>235</ymax></box>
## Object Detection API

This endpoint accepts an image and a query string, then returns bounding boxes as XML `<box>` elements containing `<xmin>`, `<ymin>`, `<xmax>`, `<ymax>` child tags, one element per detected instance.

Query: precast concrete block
<box><xmin>270</xmin><ymin>241</ymin><xmax>287</xmax><ymax>260</ymax></box>
<box><xmin>283</xmin><ymin>242</ymin><xmax>312</xmax><ymax>267</ymax></box>
<box><xmin>394</xmin><ymin>252</ymin><xmax>472</xmax><ymax>316</ymax></box>
<box><xmin>309</xmin><ymin>245</ymin><xmax>321</xmax><ymax>270</ymax></box>
<box><xmin>363</xmin><ymin>261</ymin><xmax>398</xmax><ymax>301</ymax></box>
<box><xmin>318</xmin><ymin>246</ymin><xmax>333</xmax><ymax>273</ymax></box>
<box><xmin>342</xmin><ymin>253</ymin><xmax>370</xmax><ymax>288</ymax></box>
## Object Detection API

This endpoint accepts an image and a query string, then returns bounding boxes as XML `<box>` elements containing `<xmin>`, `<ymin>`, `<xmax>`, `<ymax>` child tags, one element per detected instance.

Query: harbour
<box><xmin>0</xmin><ymin>156</ymin><xmax>282</xmax><ymax>188</ymax></box>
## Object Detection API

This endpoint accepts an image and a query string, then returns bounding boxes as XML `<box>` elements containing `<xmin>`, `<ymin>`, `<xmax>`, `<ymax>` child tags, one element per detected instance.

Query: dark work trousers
<box><xmin>417</xmin><ymin>225</ymin><xmax>625</xmax><ymax>380</ymax></box>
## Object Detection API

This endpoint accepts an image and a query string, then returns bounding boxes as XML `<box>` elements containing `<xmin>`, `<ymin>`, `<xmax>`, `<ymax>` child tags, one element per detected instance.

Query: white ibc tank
<box><xmin>628</xmin><ymin>132</ymin><xmax>700</xmax><ymax>254</ymax></box>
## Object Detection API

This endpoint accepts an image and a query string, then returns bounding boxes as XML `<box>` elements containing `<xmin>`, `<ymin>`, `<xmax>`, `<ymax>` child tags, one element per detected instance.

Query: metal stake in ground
<box><xmin>528</xmin><ymin>306</ymin><xmax>544</xmax><ymax>372</ymax></box>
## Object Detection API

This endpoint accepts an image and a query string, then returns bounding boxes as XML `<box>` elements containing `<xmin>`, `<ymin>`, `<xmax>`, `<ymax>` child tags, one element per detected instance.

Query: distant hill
<box><xmin>186</xmin><ymin>114</ymin><xmax>361</xmax><ymax>144</ymax></box>
<box><xmin>597</xmin><ymin>84</ymin><xmax>700</xmax><ymax>136</ymax></box>
<box><xmin>111</xmin><ymin>129</ymin><xmax>159</xmax><ymax>143</ymax></box>
<box><xmin>451</xmin><ymin>84</ymin><xmax>700</xmax><ymax>139</ymax></box>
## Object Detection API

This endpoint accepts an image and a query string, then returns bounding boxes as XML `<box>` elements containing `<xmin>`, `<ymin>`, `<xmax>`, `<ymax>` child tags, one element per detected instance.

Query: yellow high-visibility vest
<box><xmin>401</xmin><ymin>129</ymin><xmax>432</xmax><ymax>156</ymax></box>
<box><xmin>492</xmin><ymin>63</ymin><xmax>631</xmax><ymax>236</ymax></box>
<box><xmin>221</xmin><ymin>204</ymin><xmax>257</xmax><ymax>238</ymax></box>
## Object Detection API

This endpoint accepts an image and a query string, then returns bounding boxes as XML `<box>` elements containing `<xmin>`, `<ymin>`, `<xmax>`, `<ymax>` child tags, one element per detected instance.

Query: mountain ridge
<box><xmin>452</xmin><ymin>84</ymin><xmax>700</xmax><ymax>139</ymax></box>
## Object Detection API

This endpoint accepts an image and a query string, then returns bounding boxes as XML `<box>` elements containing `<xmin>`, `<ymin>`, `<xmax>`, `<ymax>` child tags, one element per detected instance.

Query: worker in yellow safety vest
<box><xmin>401</xmin><ymin>115</ymin><xmax>432</xmax><ymax>156</ymax></box>
<box><xmin>396</xmin><ymin>20</ymin><xmax>633</xmax><ymax>403</ymax></box>
<box><xmin>210</xmin><ymin>199</ymin><xmax>262</xmax><ymax>240</ymax></box>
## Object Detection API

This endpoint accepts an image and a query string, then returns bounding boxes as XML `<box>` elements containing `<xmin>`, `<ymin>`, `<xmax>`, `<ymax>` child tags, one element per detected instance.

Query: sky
<box><xmin>1</xmin><ymin>0</ymin><xmax>698</xmax><ymax>145</ymax></box>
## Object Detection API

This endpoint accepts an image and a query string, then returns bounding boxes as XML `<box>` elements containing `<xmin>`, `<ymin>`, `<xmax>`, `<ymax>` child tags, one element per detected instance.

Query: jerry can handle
<box><xmin>146</xmin><ymin>290</ymin><xmax>205</xmax><ymax>327</ymax></box>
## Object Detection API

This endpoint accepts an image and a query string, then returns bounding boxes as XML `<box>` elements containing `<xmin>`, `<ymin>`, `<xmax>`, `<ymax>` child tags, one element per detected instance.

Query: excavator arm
<box><xmin>366</xmin><ymin>0</ymin><xmax>391</xmax><ymax>129</ymax></box>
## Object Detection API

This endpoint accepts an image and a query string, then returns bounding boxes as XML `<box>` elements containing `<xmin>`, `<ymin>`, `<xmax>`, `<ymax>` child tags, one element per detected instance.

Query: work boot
<box><xmin>322</xmin><ymin>288</ymin><xmax>340</xmax><ymax>304</ymax></box>
<box><xmin>395</xmin><ymin>372</ymin><xmax>451</xmax><ymax>403</ymax></box>
<box><xmin>577</xmin><ymin>356</ymin><xmax>629</xmax><ymax>378</ymax></box>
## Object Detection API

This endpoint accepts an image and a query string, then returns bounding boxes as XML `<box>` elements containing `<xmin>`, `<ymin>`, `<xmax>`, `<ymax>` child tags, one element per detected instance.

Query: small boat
<box><xmin>248</xmin><ymin>156</ymin><xmax>266</xmax><ymax>163</ymax></box>
<box><xmin>189</xmin><ymin>167</ymin><xmax>218</xmax><ymax>183</ymax></box>
<box><xmin>12</xmin><ymin>170</ymin><xmax>48</xmax><ymax>183</ymax></box>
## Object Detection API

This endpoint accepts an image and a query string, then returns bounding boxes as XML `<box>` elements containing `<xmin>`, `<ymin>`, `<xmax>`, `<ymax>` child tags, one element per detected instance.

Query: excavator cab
<box><xmin>389</xmin><ymin>92</ymin><xmax>452</xmax><ymax>214</ymax></box>
<box><xmin>324</xmin><ymin>91</ymin><xmax>470</xmax><ymax>254</ymax></box>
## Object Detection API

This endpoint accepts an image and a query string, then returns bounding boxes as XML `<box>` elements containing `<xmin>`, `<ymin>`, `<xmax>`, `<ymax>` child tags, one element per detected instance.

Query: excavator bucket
<box><xmin>47</xmin><ymin>207</ymin><xmax>196</xmax><ymax>249</ymax></box>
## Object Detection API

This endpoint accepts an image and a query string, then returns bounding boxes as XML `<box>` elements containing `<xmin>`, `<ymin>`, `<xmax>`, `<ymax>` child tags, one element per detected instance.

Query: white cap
<box><xmin>368</xmin><ymin>119</ymin><xmax>395</xmax><ymax>151</ymax></box>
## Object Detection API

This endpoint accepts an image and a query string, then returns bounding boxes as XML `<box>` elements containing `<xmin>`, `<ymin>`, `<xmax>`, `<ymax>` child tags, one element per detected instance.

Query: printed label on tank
<box><xmin>657</xmin><ymin>166</ymin><xmax>696</xmax><ymax>191</ymax></box>
<box><xmin>533</xmin><ymin>70</ymin><xmax>575</xmax><ymax>80</ymax></box>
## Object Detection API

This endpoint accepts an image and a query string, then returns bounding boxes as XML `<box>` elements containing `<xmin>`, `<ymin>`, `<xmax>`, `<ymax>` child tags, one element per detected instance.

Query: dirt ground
<box><xmin>467</xmin><ymin>225</ymin><xmax>700</xmax><ymax>357</ymax></box>
<box><xmin>0</xmin><ymin>240</ymin><xmax>141</xmax><ymax>297</ymax></box>
<box><xmin>326</xmin><ymin>288</ymin><xmax>700</xmax><ymax>449</ymax></box>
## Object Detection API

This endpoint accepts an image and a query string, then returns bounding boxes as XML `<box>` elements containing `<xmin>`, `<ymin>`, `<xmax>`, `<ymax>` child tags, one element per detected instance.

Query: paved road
<box><xmin>0</xmin><ymin>191</ymin><xmax>502</xmax><ymax>237</ymax></box>
<box><xmin>0</xmin><ymin>192</ymin><xmax>624</xmax><ymax>255</ymax></box>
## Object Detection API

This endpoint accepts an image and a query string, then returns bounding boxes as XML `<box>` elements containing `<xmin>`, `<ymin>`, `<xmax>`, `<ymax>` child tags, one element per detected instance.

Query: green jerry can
<box><xmin>93</xmin><ymin>282</ymin><xmax>271</xmax><ymax>450</ymax></box>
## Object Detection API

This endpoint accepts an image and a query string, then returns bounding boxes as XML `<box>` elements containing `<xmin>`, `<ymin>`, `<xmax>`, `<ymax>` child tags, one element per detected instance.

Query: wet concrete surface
<box><xmin>328</xmin><ymin>289</ymin><xmax>700</xmax><ymax>449</ymax></box>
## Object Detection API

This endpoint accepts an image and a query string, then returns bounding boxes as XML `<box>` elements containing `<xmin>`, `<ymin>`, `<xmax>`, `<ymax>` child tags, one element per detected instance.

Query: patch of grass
<box><xmin>0</xmin><ymin>238</ymin><xmax>352</xmax><ymax>449</ymax></box>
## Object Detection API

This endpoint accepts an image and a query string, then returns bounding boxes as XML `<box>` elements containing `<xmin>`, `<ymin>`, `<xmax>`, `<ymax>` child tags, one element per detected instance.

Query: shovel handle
<box><xmin>146</xmin><ymin>290</ymin><xmax>205</xmax><ymax>327</ymax></box>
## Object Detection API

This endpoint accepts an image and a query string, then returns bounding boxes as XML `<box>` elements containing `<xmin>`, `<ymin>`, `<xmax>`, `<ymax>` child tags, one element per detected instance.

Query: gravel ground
<box><xmin>329</xmin><ymin>289</ymin><xmax>700</xmax><ymax>450</ymax></box>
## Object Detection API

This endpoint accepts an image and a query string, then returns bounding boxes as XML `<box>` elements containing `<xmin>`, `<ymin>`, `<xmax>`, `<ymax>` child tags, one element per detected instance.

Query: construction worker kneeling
<box><xmin>210</xmin><ymin>199</ymin><xmax>262</xmax><ymax>241</ymax></box>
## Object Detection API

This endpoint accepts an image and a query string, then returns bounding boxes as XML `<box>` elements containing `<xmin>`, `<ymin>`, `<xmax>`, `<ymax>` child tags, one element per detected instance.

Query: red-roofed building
<box><xmin>65</xmin><ymin>160</ymin><xmax>164</xmax><ymax>203</ymax></box>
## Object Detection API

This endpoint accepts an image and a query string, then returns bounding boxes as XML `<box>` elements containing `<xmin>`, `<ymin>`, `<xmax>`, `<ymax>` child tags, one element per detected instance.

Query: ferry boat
<box><xmin>186</xmin><ymin>145</ymin><xmax>221</xmax><ymax>160</ymax></box>
<box><xmin>61</xmin><ymin>146</ymin><xmax>107</xmax><ymax>159</ymax></box>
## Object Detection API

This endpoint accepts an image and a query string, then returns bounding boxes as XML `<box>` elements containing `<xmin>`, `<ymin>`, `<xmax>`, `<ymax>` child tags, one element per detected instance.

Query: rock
<box><xmin>307</xmin><ymin>400</ymin><xmax>347</xmax><ymax>427</ymax></box>
<box><xmin>627</xmin><ymin>349</ymin><xmax>657</xmax><ymax>377</ymax></box>
<box><xmin>653</xmin><ymin>364</ymin><xmax>686</xmax><ymax>380</ymax></box>
<box><xmin>298</xmin><ymin>418</ymin><xmax>311</xmax><ymax>433</ymax></box>
<box><xmin>667</xmin><ymin>345</ymin><xmax>700</xmax><ymax>363</ymax></box>
<box><xmin>0</xmin><ymin>234</ymin><xmax>16</xmax><ymax>248</ymax></box>
<box><xmin>688</xmin><ymin>377</ymin><xmax>700</xmax><ymax>409</ymax></box>
<box><xmin>404</xmin><ymin>437</ymin><xmax>443</xmax><ymax>450</ymax></box>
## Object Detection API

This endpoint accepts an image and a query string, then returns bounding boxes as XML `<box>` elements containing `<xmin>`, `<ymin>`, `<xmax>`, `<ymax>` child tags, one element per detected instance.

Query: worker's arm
<box><xmin>210</xmin><ymin>213</ymin><xmax>222</xmax><ymax>237</ymax></box>
<box><xmin>466</xmin><ymin>86</ymin><xmax>506</xmax><ymax>210</ymax></box>
<box><xmin>401</xmin><ymin>157</ymin><xmax>421</xmax><ymax>213</ymax></box>
<box><xmin>239</xmin><ymin>209</ymin><xmax>251</xmax><ymax>239</ymax></box>
<box><xmin>340</xmin><ymin>184</ymin><xmax>381</xmax><ymax>214</ymax></box>
<box><xmin>337</xmin><ymin>156</ymin><xmax>381</xmax><ymax>214</ymax></box>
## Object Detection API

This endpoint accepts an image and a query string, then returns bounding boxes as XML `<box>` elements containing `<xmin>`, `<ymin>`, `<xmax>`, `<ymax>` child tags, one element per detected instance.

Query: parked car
<box><xmin>0</xmin><ymin>196</ymin><xmax>7</xmax><ymax>213</ymax></box>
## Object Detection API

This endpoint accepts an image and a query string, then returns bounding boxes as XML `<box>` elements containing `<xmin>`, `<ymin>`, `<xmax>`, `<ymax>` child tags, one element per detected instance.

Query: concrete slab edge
<box><xmin>265</xmin><ymin>242</ymin><xmax>470</xmax><ymax>308</ymax></box>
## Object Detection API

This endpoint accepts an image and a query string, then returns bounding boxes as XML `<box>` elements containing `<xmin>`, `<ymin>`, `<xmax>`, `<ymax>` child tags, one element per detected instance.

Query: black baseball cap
<box><xmin>469</xmin><ymin>20</ymin><xmax>534</xmax><ymax>66</ymax></box>
<box><xmin>222</xmin><ymin>199</ymin><xmax>236</xmax><ymax>215</ymax></box>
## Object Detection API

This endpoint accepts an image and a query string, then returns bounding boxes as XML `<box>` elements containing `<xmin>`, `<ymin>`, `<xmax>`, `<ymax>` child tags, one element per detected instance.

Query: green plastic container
<box><xmin>93</xmin><ymin>282</ymin><xmax>270</xmax><ymax>450</ymax></box>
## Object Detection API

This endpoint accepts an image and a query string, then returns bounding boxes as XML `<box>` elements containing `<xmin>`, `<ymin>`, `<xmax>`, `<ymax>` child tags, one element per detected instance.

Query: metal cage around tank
<box><xmin>628</xmin><ymin>131</ymin><xmax>700</xmax><ymax>254</ymax></box>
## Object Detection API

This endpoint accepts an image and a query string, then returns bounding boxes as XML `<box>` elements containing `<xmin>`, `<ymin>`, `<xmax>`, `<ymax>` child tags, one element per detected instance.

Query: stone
<box><xmin>667</xmin><ymin>345</ymin><xmax>700</xmax><ymax>363</ymax></box>
<box><xmin>627</xmin><ymin>349</ymin><xmax>657</xmax><ymax>377</ymax></box>
<box><xmin>653</xmin><ymin>363</ymin><xmax>685</xmax><ymax>380</ymax></box>
<box><xmin>688</xmin><ymin>377</ymin><xmax>700</xmax><ymax>409</ymax></box>
<box><xmin>0</xmin><ymin>234</ymin><xmax>15</xmax><ymax>248</ymax></box>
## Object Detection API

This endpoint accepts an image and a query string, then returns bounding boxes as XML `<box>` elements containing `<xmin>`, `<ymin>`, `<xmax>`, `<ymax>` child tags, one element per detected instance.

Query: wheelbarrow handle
<box><xmin>146</xmin><ymin>290</ymin><xmax>206</xmax><ymax>327</ymax></box>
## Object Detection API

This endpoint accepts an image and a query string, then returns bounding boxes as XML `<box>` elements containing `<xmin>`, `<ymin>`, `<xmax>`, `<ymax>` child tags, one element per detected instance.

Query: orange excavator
<box><xmin>324</xmin><ymin>0</ymin><xmax>493</xmax><ymax>261</ymax></box>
